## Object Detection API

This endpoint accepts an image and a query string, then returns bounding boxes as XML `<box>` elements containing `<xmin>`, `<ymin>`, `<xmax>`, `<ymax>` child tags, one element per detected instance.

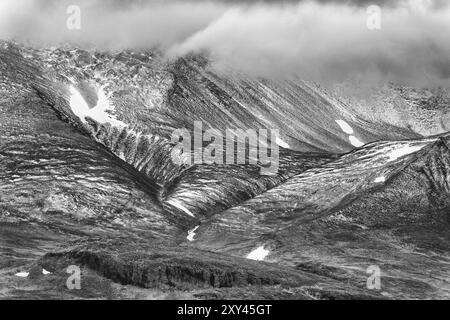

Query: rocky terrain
<box><xmin>0</xmin><ymin>41</ymin><xmax>449</xmax><ymax>299</ymax></box>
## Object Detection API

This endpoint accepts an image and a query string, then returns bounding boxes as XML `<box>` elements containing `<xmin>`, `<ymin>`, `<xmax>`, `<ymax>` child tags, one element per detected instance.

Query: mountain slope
<box><xmin>188</xmin><ymin>134</ymin><xmax>450</xmax><ymax>299</ymax></box>
<box><xmin>0</xmin><ymin>41</ymin><xmax>449</xmax><ymax>299</ymax></box>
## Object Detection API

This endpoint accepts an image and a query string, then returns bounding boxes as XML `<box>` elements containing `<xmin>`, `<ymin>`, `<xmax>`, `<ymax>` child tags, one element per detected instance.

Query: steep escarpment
<box><xmin>32</xmin><ymin>238</ymin><xmax>382</xmax><ymax>300</ymax></box>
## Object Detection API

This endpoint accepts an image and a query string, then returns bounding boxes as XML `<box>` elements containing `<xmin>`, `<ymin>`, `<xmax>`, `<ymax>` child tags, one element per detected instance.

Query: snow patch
<box><xmin>187</xmin><ymin>225</ymin><xmax>200</xmax><ymax>242</ymax></box>
<box><xmin>387</xmin><ymin>145</ymin><xmax>424</xmax><ymax>162</ymax></box>
<box><xmin>276</xmin><ymin>136</ymin><xmax>290</xmax><ymax>149</ymax></box>
<box><xmin>335</xmin><ymin>120</ymin><xmax>364</xmax><ymax>148</ymax></box>
<box><xmin>246</xmin><ymin>246</ymin><xmax>269</xmax><ymax>261</ymax></box>
<box><xmin>68</xmin><ymin>85</ymin><xmax>89</xmax><ymax>122</ymax></box>
<box><xmin>167</xmin><ymin>199</ymin><xmax>195</xmax><ymax>217</ymax></box>
<box><xmin>349</xmin><ymin>135</ymin><xmax>364</xmax><ymax>147</ymax></box>
<box><xmin>69</xmin><ymin>85</ymin><xmax>126</xmax><ymax>128</ymax></box>
<box><xmin>15</xmin><ymin>272</ymin><xmax>29</xmax><ymax>278</ymax></box>
<box><xmin>335</xmin><ymin>120</ymin><xmax>354</xmax><ymax>135</ymax></box>
<box><xmin>374</xmin><ymin>176</ymin><xmax>386</xmax><ymax>183</ymax></box>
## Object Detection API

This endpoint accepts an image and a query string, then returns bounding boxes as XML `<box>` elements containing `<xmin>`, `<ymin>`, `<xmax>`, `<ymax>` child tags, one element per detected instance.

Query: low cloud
<box><xmin>0</xmin><ymin>0</ymin><xmax>226</xmax><ymax>49</ymax></box>
<box><xmin>172</xmin><ymin>1</ymin><xmax>450</xmax><ymax>87</ymax></box>
<box><xmin>1</xmin><ymin>0</ymin><xmax>450</xmax><ymax>87</ymax></box>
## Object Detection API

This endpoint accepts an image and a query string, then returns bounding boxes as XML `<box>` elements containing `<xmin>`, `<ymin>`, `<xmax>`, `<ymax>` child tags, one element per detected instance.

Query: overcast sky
<box><xmin>1</xmin><ymin>0</ymin><xmax>449</xmax><ymax>87</ymax></box>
